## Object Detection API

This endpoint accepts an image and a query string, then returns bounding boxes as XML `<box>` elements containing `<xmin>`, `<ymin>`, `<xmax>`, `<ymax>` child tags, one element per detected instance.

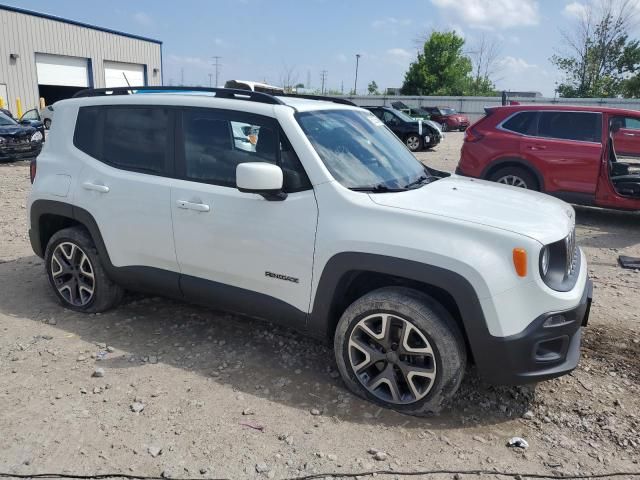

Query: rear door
<box><xmin>522</xmin><ymin>111</ymin><xmax>603</xmax><ymax>194</ymax></box>
<box><xmin>72</xmin><ymin>105</ymin><xmax>180</xmax><ymax>292</ymax></box>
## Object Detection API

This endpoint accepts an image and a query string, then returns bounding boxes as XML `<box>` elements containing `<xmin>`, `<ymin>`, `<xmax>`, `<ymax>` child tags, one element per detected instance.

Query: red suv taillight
<box><xmin>464</xmin><ymin>128</ymin><xmax>484</xmax><ymax>143</ymax></box>
<box><xmin>30</xmin><ymin>158</ymin><xmax>37</xmax><ymax>184</ymax></box>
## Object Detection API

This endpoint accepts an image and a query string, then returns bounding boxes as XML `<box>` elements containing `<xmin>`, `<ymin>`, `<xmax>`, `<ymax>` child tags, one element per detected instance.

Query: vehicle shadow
<box><xmin>575</xmin><ymin>205</ymin><xmax>640</xmax><ymax>251</ymax></box>
<box><xmin>0</xmin><ymin>254</ymin><xmax>535</xmax><ymax>429</ymax></box>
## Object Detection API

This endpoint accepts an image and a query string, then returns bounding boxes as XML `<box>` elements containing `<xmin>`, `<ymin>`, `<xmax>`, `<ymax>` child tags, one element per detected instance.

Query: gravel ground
<box><xmin>1</xmin><ymin>133</ymin><xmax>639</xmax><ymax>479</ymax></box>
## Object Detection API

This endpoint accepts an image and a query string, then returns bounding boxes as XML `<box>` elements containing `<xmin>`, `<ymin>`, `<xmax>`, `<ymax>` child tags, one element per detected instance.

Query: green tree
<box><xmin>401</xmin><ymin>31</ymin><xmax>475</xmax><ymax>95</ymax></box>
<box><xmin>551</xmin><ymin>0</ymin><xmax>640</xmax><ymax>98</ymax></box>
<box><xmin>367</xmin><ymin>80</ymin><xmax>379</xmax><ymax>95</ymax></box>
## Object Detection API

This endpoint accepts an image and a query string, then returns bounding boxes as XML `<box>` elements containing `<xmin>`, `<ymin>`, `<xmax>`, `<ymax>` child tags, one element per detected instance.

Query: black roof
<box><xmin>0</xmin><ymin>4</ymin><xmax>162</xmax><ymax>44</ymax></box>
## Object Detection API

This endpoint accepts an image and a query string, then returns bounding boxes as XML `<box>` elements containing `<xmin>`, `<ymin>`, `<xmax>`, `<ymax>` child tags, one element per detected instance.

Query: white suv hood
<box><xmin>369</xmin><ymin>175</ymin><xmax>575</xmax><ymax>245</ymax></box>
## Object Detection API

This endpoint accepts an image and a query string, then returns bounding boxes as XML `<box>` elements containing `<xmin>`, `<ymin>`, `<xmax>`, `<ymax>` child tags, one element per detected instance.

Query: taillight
<box><xmin>464</xmin><ymin>128</ymin><xmax>484</xmax><ymax>143</ymax></box>
<box><xmin>30</xmin><ymin>159</ymin><xmax>37</xmax><ymax>184</ymax></box>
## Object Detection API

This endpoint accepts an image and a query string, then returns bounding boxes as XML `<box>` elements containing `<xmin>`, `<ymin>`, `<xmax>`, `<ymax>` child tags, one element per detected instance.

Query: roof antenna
<box><xmin>122</xmin><ymin>72</ymin><xmax>132</xmax><ymax>94</ymax></box>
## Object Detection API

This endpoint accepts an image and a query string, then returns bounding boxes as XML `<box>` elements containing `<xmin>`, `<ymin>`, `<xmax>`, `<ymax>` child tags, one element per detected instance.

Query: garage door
<box><xmin>35</xmin><ymin>53</ymin><xmax>90</xmax><ymax>87</ymax></box>
<box><xmin>104</xmin><ymin>61</ymin><xmax>146</xmax><ymax>88</ymax></box>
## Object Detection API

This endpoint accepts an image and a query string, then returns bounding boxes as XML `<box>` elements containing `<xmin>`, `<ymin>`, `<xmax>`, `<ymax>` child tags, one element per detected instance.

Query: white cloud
<box><xmin>132</xmin><ymin>12</ymin><xmax>154</xmax><ymax>27</ymax></box>
<box><xmin>214</xmin><ymin>38</ymin><xmax>225</xmax><ymax>46</ymax></box>
<box><xmin>387</xmin><ymin>48</ymin><xmax>413</xmax><ymax>59</ymax></box>
<box><xmin>498</xmin><ymin>56</ymin><xmax>537</xmax><ymax>73</ymax></box>
<box><xmin>336</xmin><ymin>53</ymin><xmax>348</xmax><ymax>63</ymax></box>
<box><xmin>430</xmin><ymin>0</ymin><xmax>539</xmax><ymax>29</ymax></box>
<box><xmin>165</xmin><ymin>54</ymin><xmax>210</xmax><ymax>69</ymax></box>
<box><xmin>563</xmin><ymin>1</ymin><xmax>589</xmax><ymax>19</ymax></box>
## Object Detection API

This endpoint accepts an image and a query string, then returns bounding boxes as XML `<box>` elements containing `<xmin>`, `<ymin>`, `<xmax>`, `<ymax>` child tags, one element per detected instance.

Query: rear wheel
<box><xmin>334</xmin><ymin>287</ymin><xmax>466</xmax><ymax>416</ymax></box>
<box><xmin>44</xmin><ymin>227</ymin><xmax>124</xmax><ymax>313</ymax></box>
<box><xmin>405</xmin><ymin>134</ymin><xmax>422</xmax><ymax>152</ymax></box>
<box><xmin>44</xmin><ymin>119</ymin><xmax>51</xmax><ymax>130</ymax></box>
<box><xmin>440</xmin><ymin>123</ymin><xmax>448</xmax><ymax>132</ymax></box>
<box><xmin>489</xmin><ymin>166</ymin><xmax>539</xmax><ymax>191</ymax></box>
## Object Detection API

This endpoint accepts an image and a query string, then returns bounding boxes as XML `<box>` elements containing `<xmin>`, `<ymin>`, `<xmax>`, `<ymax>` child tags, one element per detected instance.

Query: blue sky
<box><xmin>2</xmin><ymin>0</ymin><xmax>622</xmax><ymax>96</ymax></box>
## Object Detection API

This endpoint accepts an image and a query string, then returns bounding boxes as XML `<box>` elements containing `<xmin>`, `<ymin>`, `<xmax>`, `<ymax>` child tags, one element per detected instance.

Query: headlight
<box><xmin>0</xmin><ymin>136</ymin><xmax>6</xmax><ymax>145</ymax></box>
<box><xmin>540</xmin><ymin>245</ymin><xmax>550</xmax><ymax>276</ymax></box>
<box><xmin>539</xmin><ymin>228</ymin><xmax>578</xmax><ymax>291</ymax></box>
<box><xmin>31</xmin><ymin>131</ymin><xmax>43</xmax><ymax>142</ymax></box>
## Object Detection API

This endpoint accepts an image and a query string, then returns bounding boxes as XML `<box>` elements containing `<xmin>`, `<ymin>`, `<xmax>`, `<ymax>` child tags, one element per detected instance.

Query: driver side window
<box><xmin>382</xmin><ymin>111</ymin><xmax>398</xmax><ymax>125</ymax></box>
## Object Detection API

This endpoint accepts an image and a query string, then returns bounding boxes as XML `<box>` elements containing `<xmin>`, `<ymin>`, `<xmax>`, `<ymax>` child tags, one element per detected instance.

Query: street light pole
<box><xmin>354</xmin><ymin>54</ymin><xmax>361</xmax><ymax>95</ymax></box>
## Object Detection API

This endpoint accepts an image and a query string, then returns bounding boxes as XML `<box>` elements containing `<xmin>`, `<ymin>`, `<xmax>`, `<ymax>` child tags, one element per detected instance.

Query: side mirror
<box><xmin>236</xmin><ymin>162</ymin><xmax>287</xmax><ymax>201</ymax></box>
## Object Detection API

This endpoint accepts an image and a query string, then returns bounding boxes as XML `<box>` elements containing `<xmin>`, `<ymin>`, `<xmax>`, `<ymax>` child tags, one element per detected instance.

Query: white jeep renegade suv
<box><xmin>28</xmin><ymin>87</ymin><xmax>592</xmax><ymax>415</ymax></box>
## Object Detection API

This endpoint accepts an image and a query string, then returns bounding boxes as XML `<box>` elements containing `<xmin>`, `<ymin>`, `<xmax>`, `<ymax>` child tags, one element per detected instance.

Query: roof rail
<box><xmin>278</xmin><ymin>93</ymin><xmax>357</xmax><ymax>106</ymax></box>
<box><xmin>72</xmin><ymin>86</ymin><xmax>285</xmax><ymax>105</ymax></box>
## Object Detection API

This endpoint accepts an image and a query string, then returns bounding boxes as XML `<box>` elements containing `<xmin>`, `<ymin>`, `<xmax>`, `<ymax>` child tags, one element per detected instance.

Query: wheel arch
<box><xmin>309</xmin><ymin>252</ymin><xmax>493</xmax><ymax>364</ymax></box>
<box><xmin>482</xmin><ymin>157</ymin><xmax>544</xmax><ymax>191</ymax></box>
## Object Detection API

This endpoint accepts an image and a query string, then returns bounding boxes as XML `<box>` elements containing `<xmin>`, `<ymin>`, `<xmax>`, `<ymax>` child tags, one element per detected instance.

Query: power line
<box><xmin>212</xmin><ymin>56</ymin><xmax>222</xmax><ymax>87</ymax></box>
<box><xmin>320</xmin><ymin>70</ymin><xmax>328</xmax><ymax>94</ymax></box>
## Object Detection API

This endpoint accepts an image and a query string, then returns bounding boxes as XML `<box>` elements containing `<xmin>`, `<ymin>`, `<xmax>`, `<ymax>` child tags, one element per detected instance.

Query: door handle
<box><xmin>526</xmin><ymin>145</ymin><xmax>547</xmax><ymax>151</ymax></box>
<box><xmin>82</xmin><ymin>182</ymin><xmax>110</xmax><ymax>193</ymax></box>
<box><xmin>623</xmin><ymin>132</ymin><xmax>636</xmax><ymax>136</ymax></box>
<box><xmin>176</xmin><ymin>200</ymin><xmax>210</xmax><ymax>212</ymax></box>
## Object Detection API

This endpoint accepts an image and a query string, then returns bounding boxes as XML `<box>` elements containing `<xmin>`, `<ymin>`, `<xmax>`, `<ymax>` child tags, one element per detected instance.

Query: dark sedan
<box><xmin>363</xmin><ymin>106</ymin><xmax>442</xmax><ymax>151</ymax></box>
<box><xmin>0</xmin><ymin>111</ymin><xmax>44</xmax><ymax>162</ymax></box>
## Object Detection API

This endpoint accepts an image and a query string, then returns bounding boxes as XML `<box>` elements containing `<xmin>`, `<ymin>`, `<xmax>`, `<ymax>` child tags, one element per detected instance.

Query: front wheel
<box><xmin>44</xmin><ymin>119</ymin><xmax>52</xmax><ymax>130</ymax></box>
<box><xmin>334</xmin><ymin>287</ymin><xmax>467</xmax><ymax>416</ymax></box>
<box><xmin>440</xmin><ymin>123</ymin><xmax>448</xmax><ymax>132</ymax></box>
<box><xmin>405</xmin><ymin>134</ymin><xmax>422</xmax><ymax>152</ymax></box>
<box><xmin>44</xmin><ymin>227</ymin><xmax>124</xmax><ymax>313</ymax></box>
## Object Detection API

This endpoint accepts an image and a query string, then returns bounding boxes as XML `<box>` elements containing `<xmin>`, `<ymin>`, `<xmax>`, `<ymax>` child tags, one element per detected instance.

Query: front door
<box><xmin>611</xmin><ymin>115</ymin><xmax>640</xmax><ymax>157</ymax></box>
<box><xmin>170</xmin><ymin>107</ymin><xmax>318</xmax><ymax>327</ymax></box>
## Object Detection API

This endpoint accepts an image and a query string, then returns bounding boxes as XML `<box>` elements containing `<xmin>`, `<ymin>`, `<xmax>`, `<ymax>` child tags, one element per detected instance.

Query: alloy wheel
<box><xmin>348</xmin><ymin>313</ymin><xmax>437</xmax><ymax>404</ymax></box>
<box><xmin>50</xmin><ymin>242</ymin><xmax>95</xmax><ymax>306</ymax></box>
<box><xmin>497</xmin><ymin>175</ymin><xmax>528</xmax><ymax>188</ymax></box>
<box><xmin>406</xmin><ymin>135</ymin><xmax>420</xmax><ymax>151</ymax></box>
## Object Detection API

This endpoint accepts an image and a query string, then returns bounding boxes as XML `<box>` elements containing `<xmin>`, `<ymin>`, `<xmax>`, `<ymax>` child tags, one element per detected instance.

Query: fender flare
<box><xmin>481</xmin><ymin>157</ymin><xmax>545</xmax><ymax>191</ymax></box>
<box><xmin>308</xmin><ymin>252</ymin><xmax>492</xmax><ymax>358</ymax></box>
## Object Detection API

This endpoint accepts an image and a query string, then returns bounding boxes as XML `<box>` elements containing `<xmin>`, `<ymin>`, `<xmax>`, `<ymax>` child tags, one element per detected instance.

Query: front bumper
<box><xmin>477</xmin><ymin>278</ymin><xmax>592</xmax><ymax>385</ymax></box>
<box><xmin>0</xmin><ymin>142</ymin><xmax>42</xmax><ymax>161</ymax></box>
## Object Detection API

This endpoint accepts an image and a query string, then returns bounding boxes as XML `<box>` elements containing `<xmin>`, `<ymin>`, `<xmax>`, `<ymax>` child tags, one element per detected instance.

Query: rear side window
<box><xmin>501</xmin><ymin>111</ymin><xmax>537</xmax><ymax>135</ymax></box>
<box><xmin>103</xmin><ymin>107</ymin><xmax>170</xmax><ymax>174</ymax></box>
<box><xmin>538</xmin><ymin>111</ymin><xmax>602</xmax><ymax>143</ymax></box>
<box><xmin>74</xmin><ymin>106</ymin><xmax>171</xmax><ymax>175</ymax></box>
<box><xmin>74</xmin><ymin>106</ymin><xmax>101</xmax><ymax>158</ymax></box>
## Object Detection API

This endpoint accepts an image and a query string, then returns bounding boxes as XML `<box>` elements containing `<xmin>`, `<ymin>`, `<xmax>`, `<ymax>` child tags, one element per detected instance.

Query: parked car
<box><xmin>29</xmin><ymin>86</ymin><xmax>590</xmax><ymax>416</ymax></box>
<box><xmin>0</xmin><ymin>110</ymin><xmax>44</xmax><ymax>161</ymax></box>
<box><xmin>363</xmin><ymin>106</ymin><xmax>441</xmax><ymax>151</ymax></box>
<box><xmin>21</xmin><ymin>106</ymin><xmax>53</xmax><ymax>130</ymax></box>
<box><xmin>457</xmin><ymin>105</ymin><xmax>640</xmax><ymax>210</ymax></box>
<box><xmin>390</xmin><ymin>101</ymin><xmax>445</xmax><ymax>137</ymax></box>
<box><xmin>421</xmin><ymin>106</ymin><xmax>470</xmax><ymax>132</ymax></box>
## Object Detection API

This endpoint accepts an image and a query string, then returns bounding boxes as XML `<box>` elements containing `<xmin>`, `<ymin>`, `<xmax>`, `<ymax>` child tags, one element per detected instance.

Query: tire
<box><xmin>44</xmin><ymin>226</ymin><xmax>124</xmax><ymax>313</ymax></box>
<box><xmin>44</xmin><ymin>119</ymin><xmax>51</xmax><ymax>130</ymax></box>
<box><xmin>488</xmin><ymin>166</ymin><xmax>539</xmax><ymax>190</ymax></box>
<box><xmin>440</xmin><ymin>123</ymin><xmax>448</xmax><ymax>132</ymax></box>
<box><xmin>405</xmin><ymin>134</ymin><xmax>422</xmax><ymax>152</ymax></box>
<box><xmin>334</xmin><ymin>287</ymin><xmax>467</xmax><ymax>416</ymax></box>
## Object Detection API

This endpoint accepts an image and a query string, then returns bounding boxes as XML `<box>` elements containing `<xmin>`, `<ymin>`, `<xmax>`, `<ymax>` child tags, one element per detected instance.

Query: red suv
<box><xmin>457</xmin><ymin>105</ymin><xmax>640</xmax><ymax>211</ymax></box>
<box><xmin>422</xmin><ymin>106</ymin><xmax>470</xmax><ymax>132</ymax></box>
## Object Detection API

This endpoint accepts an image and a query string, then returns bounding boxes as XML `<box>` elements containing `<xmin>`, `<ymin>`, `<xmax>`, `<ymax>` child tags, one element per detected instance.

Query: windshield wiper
<box><xmin>404</xmin><ymin>175</ymin><xmax>435</xmax><ymax>189</ymax></box>
<box><xmin>349</xmin><ymin>184</ymin><xmax>405</xmax><ymax>193</ymax></box>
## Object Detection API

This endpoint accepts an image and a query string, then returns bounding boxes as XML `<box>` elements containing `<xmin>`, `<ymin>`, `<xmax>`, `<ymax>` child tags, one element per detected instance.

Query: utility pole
<box><xmin>354</xmin><ymin>54</ymin><xmax>361</xmax><ymax>95</ymax></box>
<box><xmin>320</xmin><ymin>70</ymin><xmax>328</xmax><ymax>94</ymax></box>
<box><xmin>341</xmin><ymin>80</ymin><xmax>344</xmax><ymax>94</ymax></box>
<box><xmin>212</xmin><ymin>56</ymin><xmax>222</xmax><ymax>87</ymax></box>
<box><xmin>208</xmin><ymin>73</ymin><xmax>213</xmax><ymax>88</ymax></box>
<box><xmin>180</xmin><ymin>68</ymin><xmax>184</xmax><ymax>86</ymax></box>
<box><xmin>307</xmin><ymin>70</ymin><xmax>311</xmax><ymax>90</ymax></box>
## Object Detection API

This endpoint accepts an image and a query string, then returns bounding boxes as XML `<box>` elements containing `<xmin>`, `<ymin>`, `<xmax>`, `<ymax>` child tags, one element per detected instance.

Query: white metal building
<box><xmin>0</xmin><ymin>4</ymin><xmax>162</xmax><ymax>114</ymax></box>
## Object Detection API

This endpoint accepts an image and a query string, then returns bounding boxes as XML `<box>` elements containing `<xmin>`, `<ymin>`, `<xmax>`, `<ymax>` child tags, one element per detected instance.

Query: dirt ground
<box><xmin>1</xmin><ymin>133</ymin><xmax>639</xmax><ymax>480</ymax></box>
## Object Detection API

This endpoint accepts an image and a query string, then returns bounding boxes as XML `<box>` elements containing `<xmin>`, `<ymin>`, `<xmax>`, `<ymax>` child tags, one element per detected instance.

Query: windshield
<box><xmin>296</xmin><ymin>110</ymin><xmax>431</xmax><ymax>191</ymax></box>
<box><xmin>440</xmin><ymin>108</ymin><xmax>457</xmax><ymax>115</ymax></box>
<box><xmin>392</xmin><ymin>109</ymin><xmax>416</xmax><ymax>122</ymax></box>
<box><xmin>0</xmin><ymin>112</ymin><xmax>17</xmax><ymax>126</ymax></box>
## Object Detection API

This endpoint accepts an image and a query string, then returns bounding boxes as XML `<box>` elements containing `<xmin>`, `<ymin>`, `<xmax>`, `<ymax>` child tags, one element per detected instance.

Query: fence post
<box><xmin>16</xmin><ymin>97</ymin><xmax>23</xmax><ymax>118</ymax></box>
<box><xmin>0</xmin><ymin>96</ymin><xmax>4</xmax><ymax>109</ymax></box>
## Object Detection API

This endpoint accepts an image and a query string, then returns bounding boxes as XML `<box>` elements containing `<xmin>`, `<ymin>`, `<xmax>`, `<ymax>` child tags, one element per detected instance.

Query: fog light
<box><xmin>543</xmin><ymin>314</ymin><xmax>570</xmax><ymax>327</ymax></box>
